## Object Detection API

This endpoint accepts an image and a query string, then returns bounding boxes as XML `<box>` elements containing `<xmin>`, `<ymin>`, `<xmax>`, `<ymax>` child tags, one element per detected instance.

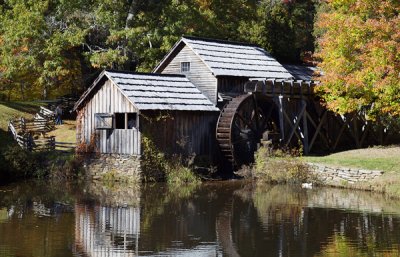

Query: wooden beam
<box><xmin>276</xmin><ymin>96</ymin><xmax>285</xmax><ymax>143</ymax></box>
<box><xmin>359</xmin><ymin>122</ymin><xmax>371</xmax><ymax>147</ymax></box>
<box><xmin>332</xmin><ymin>114</ymin><xmax>353</xmax><ymax>151</ymax></box>
<box><xmin>307</xmin><ymin>111</ymin><xmax>329</xmax><ymax>152</ymax></box>
<box><xmin>283</xmin><ymin>101</ymin><xmax>306</xmax><ymax>145</ymax></box>
<box><xmin>302</xmin><ymin>100</ymin><xmax>309</xmax><ymax>154</ymax></box>
<box><xmin>352</xmin><ymin>115</ymin><xmax>361</xmax><ymax>148</ymax></box>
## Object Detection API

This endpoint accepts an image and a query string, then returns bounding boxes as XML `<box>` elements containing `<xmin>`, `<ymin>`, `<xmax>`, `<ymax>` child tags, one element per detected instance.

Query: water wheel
<box><xmin>216</xmin><ymin>94</ymin><xmax>278</xmax><ymax>168</ymax></box>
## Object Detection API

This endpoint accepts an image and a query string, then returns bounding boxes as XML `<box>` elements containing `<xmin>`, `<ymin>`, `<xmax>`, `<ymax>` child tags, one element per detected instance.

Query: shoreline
<box><xmin>306</xmin><ymin>162</ymin><xmax>400</xmax><ymax>199</ymax></box>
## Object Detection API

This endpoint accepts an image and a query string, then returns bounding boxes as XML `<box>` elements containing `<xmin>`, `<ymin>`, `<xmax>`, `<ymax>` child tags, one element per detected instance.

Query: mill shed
<box><xmin>74</xmin><ymin>70</ymin><xmax>219</xmax><ymax>157</ymax></box>
<box><xmin>154</xmin><ymin>36</ymin><xmax>293</xmax><ymax>106</ymax></box>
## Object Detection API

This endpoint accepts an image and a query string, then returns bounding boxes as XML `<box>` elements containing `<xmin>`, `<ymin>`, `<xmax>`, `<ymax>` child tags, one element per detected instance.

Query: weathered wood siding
<box><xmin>161</xmin><ymin>45</ymin><xmax>218</xmax><ymax>105</ymax></box>
<box><xmin>140</xmin><ymin>111</ymin><xmax>219</xmax><ymax>160</ymax></box>
<box><xmin>217</xmin><ymin>77</ymin><xmax>249</xmax><ymax>96</ymax></box>
<box><xmin>77</xmin><ymin>79</ymin><xmax>140</xmax><ymax>155</ymax></box>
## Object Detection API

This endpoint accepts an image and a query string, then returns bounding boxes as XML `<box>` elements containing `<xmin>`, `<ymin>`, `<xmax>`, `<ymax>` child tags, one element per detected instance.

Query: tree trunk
<box><xmin>125</xmin><ymin>0</ymin><xmax>139</xmax><ymax>29</ymax></box>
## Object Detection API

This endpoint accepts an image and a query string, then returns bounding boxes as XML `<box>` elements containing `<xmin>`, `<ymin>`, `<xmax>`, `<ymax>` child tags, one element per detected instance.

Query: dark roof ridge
<box><xmin>105</xmin><ymin>69</ymin><xmax>186</xmax><ymax>78</ymax></box>
<box><xmin>182</xmin><ymin>35</ymin><xmax>260</xmax><ymax>48</ymax></box>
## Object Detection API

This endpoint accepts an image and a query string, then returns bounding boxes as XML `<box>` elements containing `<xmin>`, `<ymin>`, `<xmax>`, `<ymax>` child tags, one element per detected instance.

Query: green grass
<box><xmin>48</xmin><ymin>120</ymin><xmax>76</xmax><ymax>147</ymax></box>
<box><xmin>0</xmin><ymin>101</ymin><xmax>41</xmax><ymax>130</ymax></box>
<box><xmin>303</xmin><ymin>146</ymin><xmax>400</xmax><ymax>172</ymax></box>
<box><xmin>0</xmin><ymin>101</ymin><xmax>42</xmax><ymax>150</ymax></box>
<box><xmin>303</xmin><ymin>146</ymin><xmax>400</xmax><ymax>198</ymax></box>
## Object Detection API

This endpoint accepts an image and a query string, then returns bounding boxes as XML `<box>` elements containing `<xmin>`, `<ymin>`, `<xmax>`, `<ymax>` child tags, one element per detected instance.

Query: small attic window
<box><xmin>181</xmin><ymin>62</ymin><xmax>190</xmax><ymax>73</ymax></box>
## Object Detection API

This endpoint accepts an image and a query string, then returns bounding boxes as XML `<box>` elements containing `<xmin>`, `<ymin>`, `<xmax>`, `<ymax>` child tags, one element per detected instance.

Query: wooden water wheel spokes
<box><xmin>216</xmin><ymin>94</ymin><xmax>278</xmax><ymax>168</ymax></box>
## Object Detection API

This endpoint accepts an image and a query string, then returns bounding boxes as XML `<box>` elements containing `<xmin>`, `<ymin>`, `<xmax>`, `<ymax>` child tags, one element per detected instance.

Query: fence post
<box><xmin>20</xmin><ymin>117</ymin><xmax>26</xmax><ymax>132</ymax></box>
<box><xmin>50</xmin><ymin>136</ymin><xmax>55</xmax><ymax>150</ymax></box>
<box><xmin>27</xmin><ymin>133</ymin><xmax>33</xmax><ymax>151</ymax></box>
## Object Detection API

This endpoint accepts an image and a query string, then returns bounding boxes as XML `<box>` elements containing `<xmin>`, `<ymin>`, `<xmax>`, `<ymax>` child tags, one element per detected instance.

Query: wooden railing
<box><xmin>55</xmin><ymin>141</ymin><xmax>76</xmax><ymax>152</ymax></box>
<box><xmin>7</xmin><ymin>106</ymin><xmax>56</xmax><ymax>152</ymax></box>
<box><xmin>8</xmin><ymin>120</ymin><xmax>56</xmax><ymax>151</ymax></box>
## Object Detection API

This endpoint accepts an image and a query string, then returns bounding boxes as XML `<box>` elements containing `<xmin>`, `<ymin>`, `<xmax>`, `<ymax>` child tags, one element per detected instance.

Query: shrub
<box><xmin>49</xmin><ymin>153</ymin><xmax>84</xmax><ymax>180</ymax></box>
<box><xmin>1</xmin><ymin>145</ymin><xmax>36</xmax><ymax>179</ymax></box>
<box><xmin>140</xmin><ymin>135</ymin><xmax>201</xmax><ymax>186</ymax></box>
<box><xmin>140</xmin><ymin>136</ymin><xmax>168</xmax><ymax>182</ymax></box>
<box><xmin>165</xmin><ymin>155</ymin><xmax>201</xmax><ymax>187</ymax></box>
<box><xmin>252</xmin><ymin>146</ymin><xmax>317</xmax><ymax>184</ymax></box>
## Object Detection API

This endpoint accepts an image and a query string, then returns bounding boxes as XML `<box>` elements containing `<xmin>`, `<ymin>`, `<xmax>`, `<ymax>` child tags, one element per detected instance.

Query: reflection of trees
<box><xmin>0</xmin><ymin>180</ymin><xmax>76</xmax><ymax>257</ymax></box>
<box><xmin>138</xmin><ymin>182</ymin><xmax>220</xmax><ymax>252</ymax></box>
<box><xmin>231</xmin><ymin>183</ymin><xmax>400</xmax><ymax>257</ymax></box>
<box><xmin>0</xmin><ymin>180</ymin><xmax>76</xmax><ymax>215</ymax></box>
<box><xmin>316</xmin><ymin>233</ymin><xmax>400</xmax><ymax>257</ymax></box>
<box><xmin>3</xmin><ymin>180</ymin><xmax>400</xmax><ymax>257</ymax></box>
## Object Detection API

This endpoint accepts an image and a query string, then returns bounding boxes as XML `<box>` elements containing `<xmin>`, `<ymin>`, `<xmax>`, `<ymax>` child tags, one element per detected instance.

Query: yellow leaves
<box><xmin>195</xmin><ymin>0</ymin><xmax>212</xmax><ymax>10</ymax></box>
<box><xmin>315</xmin><ymin>0</ymin><xmax>400</xmax><ymax>117</ymax></box>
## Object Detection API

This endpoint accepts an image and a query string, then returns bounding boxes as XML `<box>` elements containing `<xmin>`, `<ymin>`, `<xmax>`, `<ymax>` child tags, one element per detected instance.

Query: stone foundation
<box><xmin>83</xmin><ymin>154</ymin><xmax>141</xmax><ymax>182</ymax></box>
<box><xmin>308</xmin><ymin>163</ymin><xmax>384</xmax><ymax>184</ymax></box>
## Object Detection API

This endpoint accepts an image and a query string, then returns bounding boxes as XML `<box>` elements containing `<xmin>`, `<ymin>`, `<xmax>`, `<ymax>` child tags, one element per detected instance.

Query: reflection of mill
<box><xmin>74</xmin><ymin>204</ymin><xmax>140</xmax><ymax>256</ymax></box>
<box><xmin>216</xmin><ymin>200</ymin><xmax>240</xmax><ymax>257</ymax></box>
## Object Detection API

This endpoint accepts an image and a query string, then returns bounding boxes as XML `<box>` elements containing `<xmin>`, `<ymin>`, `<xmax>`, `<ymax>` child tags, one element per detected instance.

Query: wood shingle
<box><xmin>154</xmin><ymin>36</ymin><xmax>293</xmax><ymax>79</ymax></box>
<box><xmin>74</xmin><ymin>70</ymin><xmax>219</xmax><ymax>112</ymax></box>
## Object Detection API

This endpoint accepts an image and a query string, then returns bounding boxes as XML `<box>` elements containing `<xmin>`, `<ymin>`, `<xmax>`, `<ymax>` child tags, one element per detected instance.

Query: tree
<box><xmin>315</xmin><ymin>0</ymin><xmax>400</xmax><ymax>118</ymax></box>
<box><xmin>240</xmin><ymin>0</ymin><xmax>318</xmax><ymax>63</ymax></box>
<box><xmin>0</xmin><ymin>0</ymin><xmax>85</xmax><ymax>100</ymax></box>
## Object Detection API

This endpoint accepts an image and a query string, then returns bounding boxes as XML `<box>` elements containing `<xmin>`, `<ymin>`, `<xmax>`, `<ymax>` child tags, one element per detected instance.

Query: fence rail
<box><xmin>55</xmin><ymin>141</ymin><xmax>76</xmax><ymax>152</ymax></box>
<box><xmin>7</xmin><ymin>106</ymin><xmax>57</xmax><ymax>152</ymax></box>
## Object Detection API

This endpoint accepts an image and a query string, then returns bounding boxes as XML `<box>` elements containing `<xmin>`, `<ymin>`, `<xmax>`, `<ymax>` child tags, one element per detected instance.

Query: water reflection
<box><xmin>0</xmin><ymin>180</ymin><xmax>400</xmax><ymax>256</ymax></box>
<box><xmin>74</xmin><ymin>204</ymin><xmax>140</xmax><ymax>256</ymax></box>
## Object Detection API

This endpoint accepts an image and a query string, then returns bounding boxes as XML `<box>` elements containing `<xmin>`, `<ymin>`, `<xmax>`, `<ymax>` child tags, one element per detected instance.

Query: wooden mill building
<box><xmin>74</xmin><ymin>70</ymin><xmax>219</xmax><ymax>157</ymax></box>
<box><xmin>75</xmin><ymin>36</ymin><xmax>334</xmax><ymax>169</ymax></box>
<box><xmin>154</xmin><ymin>36</ymin><xmax>294</xmax><ymax>107</ymax></box>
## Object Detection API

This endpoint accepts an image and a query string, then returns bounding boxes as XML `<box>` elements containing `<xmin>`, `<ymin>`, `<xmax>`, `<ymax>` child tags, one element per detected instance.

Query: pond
<box><xmin>0</xmin><ymin>180</ymin><xmax>399</xmax><ymax>256</ymax></box>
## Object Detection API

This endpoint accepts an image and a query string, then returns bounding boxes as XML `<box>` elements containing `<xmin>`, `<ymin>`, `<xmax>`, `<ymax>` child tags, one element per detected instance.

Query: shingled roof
<box><xmin>74</xmin><ymin>70</ymin><xmax>219</xmax><ymax>112</ymax></box>
<box><xmin>282</xmin><ymin>64</ymin><xmax>319</xmax><ymax>81</ymax></box>
<box><xmin>154</xmin><ymin>36</ymin><xmax>293</xmax><ymax>79</ymax></box>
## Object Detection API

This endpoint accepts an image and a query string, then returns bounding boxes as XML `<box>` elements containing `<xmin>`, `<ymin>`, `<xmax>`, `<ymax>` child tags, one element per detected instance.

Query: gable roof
<box><xmin>154</xmin><ymin>36</ymin><xmax>293</xmax><ymax>79</ymax></box>
<box><xmin>74</xmin><ymin>70</ymin><xmax>219</xmax><ymax>112</ymax></box>
<box><xmin>282</xmin><ymin>64</ymin><xmax>320</xmax><ymax>81</ymax></box>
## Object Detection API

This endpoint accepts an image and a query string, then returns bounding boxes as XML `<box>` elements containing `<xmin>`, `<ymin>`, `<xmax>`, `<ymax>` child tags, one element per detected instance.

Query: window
<box><xmin>115</xmin><ymin>113</ymin><xmax>125</xmax><ymax>129</ymax></box>
<box><xmin>115</xmin><ymin>113</ymin><xmax>138</xmax><ymax>129</ymax></box>
<box><xmin>95</xmin><ymin>113</ymin><xmax>113</xmax><ymax>129</ymax></box>
<box><xmin>181</xmin><ymin>62</ymin><xmax>190</xmax><ymax>73</ymax></box>
<box><xmin>127</xmin><ymin>113</ymin><xmax>137</xmax><ymax>129</ymax></box>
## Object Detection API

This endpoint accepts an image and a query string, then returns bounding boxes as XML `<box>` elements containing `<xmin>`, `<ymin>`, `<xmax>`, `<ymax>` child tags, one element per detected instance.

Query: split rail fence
<box><xmin>8</xmin><ymin>106</ymin><xmax>56</xmax><ymax>151</ymax></box>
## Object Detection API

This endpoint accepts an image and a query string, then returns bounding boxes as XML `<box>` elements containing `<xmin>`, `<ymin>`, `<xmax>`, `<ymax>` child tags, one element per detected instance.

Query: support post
<box><xmin>277</xmin><ymin>95</ymin><xmax>285</xmax><ymax>144</ymax></box>
<box><xmin>302</xmin><ymin>99</ymin><xmax>309</xmax><ymax>154</ymax></box>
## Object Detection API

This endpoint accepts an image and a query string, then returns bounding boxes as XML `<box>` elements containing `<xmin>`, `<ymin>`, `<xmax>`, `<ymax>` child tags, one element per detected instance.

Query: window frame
<box><xmin>94</xmin><ymin>113</ymin><xmax>114</xmax><ymax>130</ymax></box>
<box><xmin>114</xmin><ymin>112</ymin><xmax>138</xmax><ymax>130</ymax></box>
<box><xmin>180</xmin><ymin>61</ymin><xmax>191</xmax><ymax>73</ymax></box>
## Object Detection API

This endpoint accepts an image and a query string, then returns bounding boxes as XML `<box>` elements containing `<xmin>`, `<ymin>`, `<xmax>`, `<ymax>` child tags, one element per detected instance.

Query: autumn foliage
<box><xmin>315</xmin><ymin>0</ymin><xmax>400</xmax><ymax>118</ymax></box>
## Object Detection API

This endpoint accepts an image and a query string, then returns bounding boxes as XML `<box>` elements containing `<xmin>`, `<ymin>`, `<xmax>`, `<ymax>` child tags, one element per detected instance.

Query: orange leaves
<box><xmin>315</xmin><ymin>0</ymin><xmax>400</xmax><ymax>118</ymax></box>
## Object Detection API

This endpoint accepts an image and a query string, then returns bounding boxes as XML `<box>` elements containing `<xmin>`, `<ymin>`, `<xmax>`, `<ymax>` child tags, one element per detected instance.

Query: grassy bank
<box><xmin>303</xmin><ymin>146</ymin><xmax>400</xmax><ymax>198</ymax></box>
<box><xmin>247</xmin><ymin>145</ymin><xmax>400</xmax><ymax>199</ymax></box>
<box><xmin>303</xmin><ymin>146</ymin><xmax>400</xmax><ymax>172</ymax></box>
<box><xmin>0</xmin><ymin>101</ymin><xmax>42</xmax><ymax>150</ymax></box>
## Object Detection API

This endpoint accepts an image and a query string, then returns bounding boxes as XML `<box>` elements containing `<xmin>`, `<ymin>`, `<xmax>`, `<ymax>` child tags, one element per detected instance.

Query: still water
<box><xmin>0</xmin><ymin>180</ymin><xmax>400</xmax><ymax>257</ymax></box>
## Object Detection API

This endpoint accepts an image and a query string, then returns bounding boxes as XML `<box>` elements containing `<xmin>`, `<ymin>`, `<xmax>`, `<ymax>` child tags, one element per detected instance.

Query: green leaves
<box><xmin>315</xmin><ymin>0</ymin><xmax>400</xmax><ymax>118</ymax></box>
<box><xmin>0</xmin><ymin>0</ymin><xmax>86</xmax><ymax>100</ymax></box>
